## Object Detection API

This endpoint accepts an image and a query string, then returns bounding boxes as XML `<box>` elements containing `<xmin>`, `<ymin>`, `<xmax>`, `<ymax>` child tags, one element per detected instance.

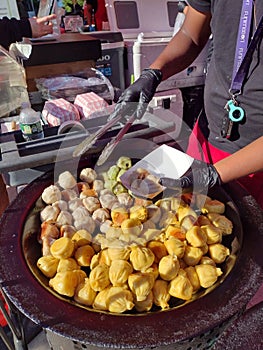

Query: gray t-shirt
<box><xmin>188</xmin><ymin>0</ymin><xmax>263</xmax><ymax>154</ymax></box>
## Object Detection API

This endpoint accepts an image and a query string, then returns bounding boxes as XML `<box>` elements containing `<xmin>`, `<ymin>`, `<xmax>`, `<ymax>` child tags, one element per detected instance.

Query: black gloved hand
<box><xmin>109</xmin><ymin>68</ymin><xmax>162</xmax><ymax>121</ymax></box>
<box><xmin>159</xmin><ymin>159</ymin><xmax>222</xmax><ymax>193</ymax></box>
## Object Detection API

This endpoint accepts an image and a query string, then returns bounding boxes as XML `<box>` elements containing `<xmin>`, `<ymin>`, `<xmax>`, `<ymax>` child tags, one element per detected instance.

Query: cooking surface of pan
<box><xmin>0</xmin><ymin>161</ymin><xmax>262</xmax><ymax>348</ymax></box>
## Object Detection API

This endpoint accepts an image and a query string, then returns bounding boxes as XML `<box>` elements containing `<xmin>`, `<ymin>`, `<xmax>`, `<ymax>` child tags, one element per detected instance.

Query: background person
<box><xmin>85</xmin><ymin>0</ymin><xmax>107</xmax><ymax>31</ymax></box>
<box><xmin>0</xmin><ymin>13</ymin><xmax>56</xmax><ymax>50</ymax></box>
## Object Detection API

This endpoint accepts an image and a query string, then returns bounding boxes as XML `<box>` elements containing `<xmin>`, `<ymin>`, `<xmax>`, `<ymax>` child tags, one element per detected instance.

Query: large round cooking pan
<box><xmin>0</xmin><ymin>160</ymin><xmax>262</xmax><ymax>348</ymax></box>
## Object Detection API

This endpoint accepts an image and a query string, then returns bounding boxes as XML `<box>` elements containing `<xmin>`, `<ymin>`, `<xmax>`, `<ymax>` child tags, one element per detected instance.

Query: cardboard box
<box><xmin>42</xmin><ymin>98</ymin><xmax>80</xmax><ymax>126</ymax></box>
<box><xmin>74</xmin><ymin>92</ymin><xmax>109</xmax><ymax>119</ymax></box>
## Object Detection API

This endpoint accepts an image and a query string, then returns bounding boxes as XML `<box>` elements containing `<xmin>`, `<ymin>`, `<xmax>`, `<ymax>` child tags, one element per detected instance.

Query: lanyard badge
<box><xmin>221</xmin><ymin>96</ymin><xmax>245</xmax><ymax>139</ymax></box>
<box><xmin>225</xmin><ymin>97</ymin><xmax>244</xmax><ymax>123</ymax></box>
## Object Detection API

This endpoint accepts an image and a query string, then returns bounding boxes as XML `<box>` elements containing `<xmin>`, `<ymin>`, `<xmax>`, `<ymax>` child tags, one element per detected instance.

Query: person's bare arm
<box><xmin>150</xmin><ymin>6</ymin><xmax>211</xmax><ymax>80</ymax></box>
<box><xmin>29</xmin><ymin>14</ymin><xmax>56</xmax><ymax>38</ymax></box>
<box><xmin>214</xmin><ymin>136</ymin><xmax>263</xmax><ymax>183</ymax></box>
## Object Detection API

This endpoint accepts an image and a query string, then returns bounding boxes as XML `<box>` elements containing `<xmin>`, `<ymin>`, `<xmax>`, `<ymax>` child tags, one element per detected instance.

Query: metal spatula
<box><xmin>96</xmin><ymin>113</ymin><xmax>137</xmax><ymax>166</ymax></box>
<box><xmin>72</xmin><ymin>114</ymin><xmax>123</xmax><ymax>157</ymax></box>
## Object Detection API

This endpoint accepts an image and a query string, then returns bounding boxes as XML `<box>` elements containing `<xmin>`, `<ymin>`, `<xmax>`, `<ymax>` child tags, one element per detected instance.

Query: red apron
<box><xmin>186</xmin><ymin>120</ymin><xmax>263</xmax><ymax>209</ymax></box>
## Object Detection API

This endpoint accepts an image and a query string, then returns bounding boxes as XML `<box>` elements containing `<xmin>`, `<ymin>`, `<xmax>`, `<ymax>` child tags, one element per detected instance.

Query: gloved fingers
<box><xmin>107</xmin><ymin>101</ymin><xmax>133</xmax><ymax>122</ymax></box>
<box><xmin>128</xmin><ymin>176</ymin><xmax>164</xmax><ymax>199</ymax></box>
<box><xmin>159</xmin><ymin>177</ymin><xmax>185</xmax><ymax>189</ymax></box>
<box><xmin>135</xmin><ymin>101</ymin><xmax>148</xmax><ymax>120</ymax></box>
<box><xmin>158</xmin><ymin>177</ymin><xmax>194</xmax><ymax>196</ymax></box>
<box><xmin>159</xmin><ymin>163</ymin><xmax>221</xmax><ymax>195</ymax></box>
<box><xmin>108</xmin><ymin>101</ymin><xmax>148</xmax><ymax>123</ymax></box>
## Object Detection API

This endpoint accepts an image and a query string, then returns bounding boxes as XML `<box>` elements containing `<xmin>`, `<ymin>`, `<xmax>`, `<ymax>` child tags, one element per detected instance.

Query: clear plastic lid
<box><xmin>0</xmin><ymin>46</ymin><xmax>29</xmax><ymax>118</ymax></box>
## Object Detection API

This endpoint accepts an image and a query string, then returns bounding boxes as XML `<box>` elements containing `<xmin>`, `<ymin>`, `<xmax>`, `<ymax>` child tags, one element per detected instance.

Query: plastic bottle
<box><xmin>19</xmin><ymin>102</ymin><xmax>44</xmax><ymax>141</ymax></box>
<box><xmin>37</xmin><ymin>0</ymin><xmax>61</xmax><ymax>39</ymax></box>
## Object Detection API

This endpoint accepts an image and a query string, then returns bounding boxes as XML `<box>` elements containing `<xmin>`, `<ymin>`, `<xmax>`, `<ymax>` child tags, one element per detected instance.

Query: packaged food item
<box><xmin>74</xmin><ymin>92</ymin><xmax>109</xmax><ymax>119</ymax></box>
<box><xmin>42</xmin><ymin>98</ymin><xmax>80</xmax><ymax>126</ymax></box>
<box><xmin>35</xmin><ymin>69</ymin><xmax>115</xmax><ymax>102</ymax></box>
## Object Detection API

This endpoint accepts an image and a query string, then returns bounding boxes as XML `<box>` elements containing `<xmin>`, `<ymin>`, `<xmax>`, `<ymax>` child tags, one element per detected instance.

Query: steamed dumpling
<box><xmin>61</xmin><ymin>188</ymin><xmax>78</xmax><ymax>201</ymax></box>
<box><xmin>92</xmin><ymin>287</ymin><xmax>111</xmax><ymax>311</ymax></box>
<box><xmin>68</xmin><ymin>198</ymin><xmax>83</xmax><ymax>212</ymax></box>
<box><xmin>184</xmin><ymin>266</ymin><xmax>200</xmax><ymax>293</ymax></box>
<box><xmin>83</xmin><ymin>196</ymin><xmax>101</xmax><ymax>213</ymax></box>
<box><xmin>93</xmin><ymin>179</ymin><xmax>104</xmax><ymax>193</ymax></box>
<box><xmin>185</xmin><ymin>226</ymin><xmax>207</xmax><ymax>247</ymax></box>
<box><xmin>109</xmin><ymin>259</ymin><xmax>133</xmax><ymax>286</ymax></box>
<box><xmin>57</xmin><ymin>257</ymin><xmax>80</xmax><ymax>272</ymax></box>
<box><xmin>208</xmin><ymin>243</ymin><xmax>230</xmax><ymax>264</ymax></box>
<box><xmin>74</xmin><ymin>245</ymin><xmax>95</xmax><ymax>266</ymax></box>
<box><xmin>74</xmin><ymin>278</ymin><xmax>97</xmax><ymax>306</ymax></box>
<box><xmin>152</xmin><ymin>279</ymin><xmax>170</xmax><ymax>309</ymax></box>
<box><xmin>201</xmin><ymin>224</ymin><xmax>223</xmax><ymax>244</ymax></box>
<box><xmin>49</xmin><ymin>269</ymin><xmax>86</xmax><ymax>297</ymax></box>
<box><xmin>99</xmin><ymin>193</ymin><xmax>118</xmax><ymax>210</ymax></box>
<box><xmin>159</xmin><ymin>255</ymin><xmax>180</xmax><ymax>281</ymax></box>
<box><xmin>111</xmin><ymin>207</ymin><xmax>129</xmax><ymax>226</ymax></box>
<box><xmin>37</xmin><ymin>256</ymin><xmax>59</xmax><ymax>278</ymax></box>
<box><xmin>50</xmin><ymin>236</ymin><xmax>75</xmax><ymax>259</ymax></box>
<box><xmin>89</xmin><ymin>263</ymin><xmax>110</xmax><ymax>292</ymax></box>
<box><xmin>72</xmin><ymin>206</ymin><xmax>90</xmax><ymax>222</ymax></box>
<box><xmin>195</xmin><ymin>264</ymin><xmax>223</xmax><ymax>288</ymax></box>
<box><xmin>134</xmin><ymin>290</ymin><xmax>153</xmax><ymax>312</ymax></box>
<box><xmin>53</xmin><ymin>200</ymin><xmax>68</xmax><ymax>212</ymax></box>
<box><xmin>79</xmin><ymin>168</ymin><xmax>97</xmax><ymax>183</ymax></box>
<box><xmin>117</xmin><ymin>192</ymin><xmax>134</xmax><ymax>207</ymax></box>
<box><xmin>168</xmin><ymin>273</ymin><xmax>193</xmax><ymax>300</ymax></box>
<box><xmin>183</xmin><ymin>245</ymin><xmax>203</xmax><ymax>266</ymax></box>
<box><xmin>106</xmin><ymin>286</ymin><xmax>134</xmax><ymax>313</ymax></box>
<box><xmin>147</xmin><ymin>241</ymin><xmax>168</xmax><ymax>263</ymax></box>
<box><xmin>42</xmin><ymin>185</ymin><xmax>61</xmax><ymax>204</ymax></box>
<box><xmin>92</xmin><ymin>208</ymin><xmax>110</xmax><ymax>223</ymax></box>
<box><xmin>58</xmin><ymin>171</ymin><xmax>77</xmax><ymax>189</ymax></box>
<box><xmin>71</xmin><ymin>229</ymin><xmax>92</xmax><ymax>247</ymax></box>
<box><xmin>116</xmin><ymin>156</ymin><xmax>132</xmax><ymax>170</ymax></box>
<box><xmin>107</xmin><ymin>246</ymin><xmax>131</xmax><ymax>261</ymax></box>
<box><xmin>128</xmin><ymin>272</ymin><xmax>155</xmax><ymax>301</ymax></box>
<box><xmin>130</xmin><ymin>246</ymin><xmax>155</xmax><ymax>271</ymax></box>
<box><xmin>164</xmin><ymin>237</ymin><xmax>185</xmax><ymax>258</ymax></box>
<box><xmin>56</xmin><ymin>210</ymin><xmax>73</xmax><ymax>226</ymax></box>
<box><xmin>40</xmin><ymin>205</ymin><xmax>60</xmax><ymax>222</ymax></box>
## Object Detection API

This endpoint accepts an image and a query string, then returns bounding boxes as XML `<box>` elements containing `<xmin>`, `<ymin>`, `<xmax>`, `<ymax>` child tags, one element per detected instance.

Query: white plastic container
<box><xmin>19</xmin><ymin>102</ymin><xmax>44</xmax><ymax>141</ymax></box>
<box><xmin>0</xmin><ymin>47</ymin><xmax>29</xmax><ymax>118</ymax></box>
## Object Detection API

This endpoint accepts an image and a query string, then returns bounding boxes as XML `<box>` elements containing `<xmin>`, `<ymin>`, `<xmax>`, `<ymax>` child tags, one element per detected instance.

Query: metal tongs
<box><xmin>73</xmin><ymin>113</ymin><xmax>136</xmax><ymax>165</ymax></box>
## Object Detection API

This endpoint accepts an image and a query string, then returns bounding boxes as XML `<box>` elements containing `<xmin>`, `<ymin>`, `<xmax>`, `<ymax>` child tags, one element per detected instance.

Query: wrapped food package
<box><xmin>74</xmin><ymin>92</ymin><xmax>109</xmax><ymax>120</ymax></box>
<box><xmin>35</xmin><ymin>69</ymin><xmax>115</xmax><ymax>102</ymax></box>
<box><xmin>42</xmin><ymin>98</ymin><xmax>80</xmax><ymax>126</ymax></box>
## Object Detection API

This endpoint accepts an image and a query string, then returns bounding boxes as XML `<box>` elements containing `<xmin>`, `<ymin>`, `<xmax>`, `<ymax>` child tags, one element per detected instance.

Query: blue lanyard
<box><xmin>226</xmin><ymin>0</ymin><xmax>263</xmax><ymax>123</ymax></box>
<box><xmin>230</xmin><ymin>0</ymin><xmax>263</xmax><ymax>95</ymax></box>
